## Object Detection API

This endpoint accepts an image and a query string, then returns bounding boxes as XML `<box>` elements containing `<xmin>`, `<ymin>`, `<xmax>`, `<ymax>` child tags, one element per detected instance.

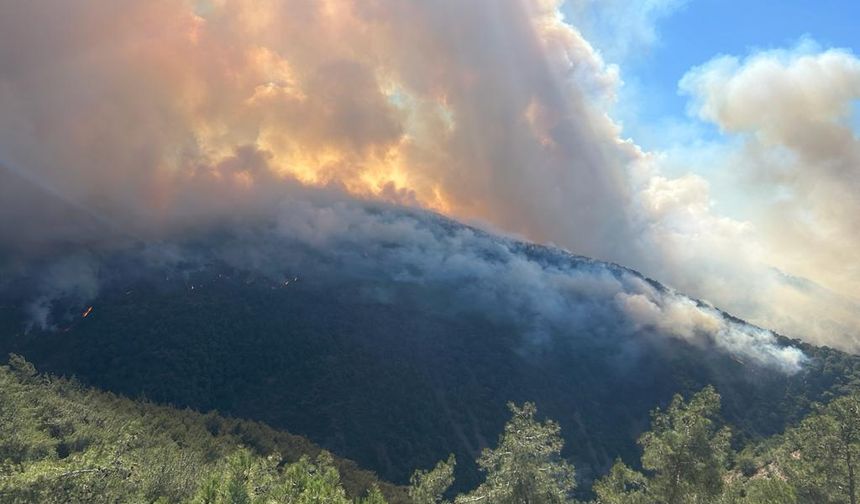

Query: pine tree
<box><xmin>592</xmin><ymin>460</ymin><xmax>649</xmax><ymax>504</ymax></box>
<box><xmin>456</xmin><ymin>402</ymin><xmax>575</xmax><ymax>504</ymax></box>
<box><xmin>727</xmin><ymin>478</ymin><xmax>797</xmax><ymax>504</ymax></box>
<box><xmin>360</xmin><ymin>485</ymin><xmax>389</xmax><ymax>504</ymax></box>
<box><xmin>409</xmin><ymin>454</ymin><xmax>455</xmax><ymax>504</ymax></box>
<box><xmin>638</xmin><ymin>386</ymin><xmax>731</xmax><ymax>504</ymax></box>
<box><xmin>783</xmin><ymin>392</ymin><xmax>860</xmax><ymax>504</ymax></box>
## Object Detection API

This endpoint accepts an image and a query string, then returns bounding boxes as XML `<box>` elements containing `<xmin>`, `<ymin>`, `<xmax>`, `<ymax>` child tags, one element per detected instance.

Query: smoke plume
<box><xmin>0</xmin><ymin>1</ymin><xmax>857</xmax><ymax>352</ymax></box>
<box><xmin>6</xmin><ymin>196</ymin><xmax>807</xmax><ymax>373</ymax></box>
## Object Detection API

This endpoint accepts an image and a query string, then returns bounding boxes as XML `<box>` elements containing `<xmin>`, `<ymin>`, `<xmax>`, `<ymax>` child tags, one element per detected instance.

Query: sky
<box><xmin>560</xmin><ymin>0</ymin><xmax>860</xmax><ymax>348</ymax></box>
<box><xmin>0</xmin><ymin>0</ymin><xmax>859</xmax><ymax>352</ymax></box>
<box><xmin>561</xmin><ymin>0</ymin><xmax>860</xmax><ymax>218</ymax></box>
<box><xmin>565</xmin><ymin>1</ymin><xmax>860</xmax><ymax>134</ymax></box>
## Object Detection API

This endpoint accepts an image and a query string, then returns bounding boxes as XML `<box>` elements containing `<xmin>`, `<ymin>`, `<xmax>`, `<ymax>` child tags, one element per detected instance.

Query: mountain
<box><xmin>1</xmin><ymin>199</ymin><xmax>859</xmax><ymax>495</ymax></box>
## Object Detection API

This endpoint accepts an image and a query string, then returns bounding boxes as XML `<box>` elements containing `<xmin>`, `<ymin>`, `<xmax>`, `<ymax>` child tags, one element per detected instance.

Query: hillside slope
<box><xmin>0</xmin><ymin>354</ymin><xmax>407</xmax><ymax>503</ymax></box>
<box><xmin>2</xmin><ymin>201</ymin><xmax>859</xmax><ymax>492</ymax></box>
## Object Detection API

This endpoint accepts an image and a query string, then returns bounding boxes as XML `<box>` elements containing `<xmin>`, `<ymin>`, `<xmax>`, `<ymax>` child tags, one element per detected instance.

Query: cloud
<box><xmin>615</xmin><ymin>289</ymin><xmax>805</xmax><ymax>373</ymax></box>
<box><xmin>0</xmin><ymin>2</ymin><xmax>856</xmax><ymax>355</ymax></box>
<box><xmin>7</xmin><ymin>195</ymin><xmax>807</xmax><ymax>373</ymax></box>
<box><xmin>279</xmin><ymin>200</ymin><xmax>805</xmax><ymax>372</ymax></box>
<box><xmin>667</xmin><ymin>42</ymin><xmax>860</xmax><ymax>349</ymax></box>
<box><xmin>23</xmin><ymin>255</ymin><xmax>101</xmax><ymax>331</ymax></box>
<box><xmin>680</xmin><ymin>43</ymin><xmax>860</xmax><ymax>140</ymax></box>
<box><xmin>0</xmin><ymin>0</ymin><xmax>638</xmax><ymax>265</ymax></box>
<box><xmin>563</xmin><ymin>0</ymin><xmax>688</xmax><ymax>62</ymax></box>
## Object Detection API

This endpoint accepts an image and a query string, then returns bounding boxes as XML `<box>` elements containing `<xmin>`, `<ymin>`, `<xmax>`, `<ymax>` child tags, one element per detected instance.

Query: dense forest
<box><xmin>0</xmin><ymin>354</ymin><xmax>408</xmax><ymax>504</ymax></box>
<box><xmin>4</xmin><ymin>227</ymin><xmax>860</xmax><ymax>495</ymax></box>
<box><xmin>4</xmin><ymin>215</ymin><xmax>860</xmax><ymax>502</ymax></box>
<box><xmin>3</xmin><ymin>354</ymin><xmax>860</xmax><ymax>503</ymax></box>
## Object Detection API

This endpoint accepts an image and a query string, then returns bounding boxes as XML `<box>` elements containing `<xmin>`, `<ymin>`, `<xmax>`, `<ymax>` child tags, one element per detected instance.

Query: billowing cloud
<box><xmin>0</xmin><ymin>1</ymin><xmax>857</xmax><ymax>355</ymax></box>
<box><xmin>6</xmin><ymin>196</ymin><xmax>807</xmax><ymax>373</ymax></box>
<box><xmin>0</xmin><ymin>0</ymin><xmax>638</xmax><ymax>265</ymax></box>
<box><xmin>615</xmin><ymin>288</ymin><xmax>805</xmax><ymax>373</ymax></box>
<box><xmin>670</xmin><ymin>42</ymin><xmax>860</xmax><ymax>349</ymax></box>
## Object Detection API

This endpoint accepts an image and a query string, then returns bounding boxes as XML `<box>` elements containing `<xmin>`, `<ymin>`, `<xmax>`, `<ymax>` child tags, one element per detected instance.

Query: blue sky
<box><xmin>567</xmin><ymin>0</ymin><xmax>860</xmax><ymax>150</ymax></box>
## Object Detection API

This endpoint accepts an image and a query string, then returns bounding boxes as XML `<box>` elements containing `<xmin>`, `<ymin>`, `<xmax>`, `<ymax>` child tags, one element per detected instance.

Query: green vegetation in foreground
<box><xmin>0</xmin><ymin>354</ymin><xmax>407</xmax><ymax>504</ymax></box>
<box><xmin>2</xmin><ymin>354</ymin><xmax>860</xmax><ymax>504</ymax></box>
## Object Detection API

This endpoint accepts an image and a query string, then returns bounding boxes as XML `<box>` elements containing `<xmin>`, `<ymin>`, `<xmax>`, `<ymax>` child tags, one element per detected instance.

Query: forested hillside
<box><xmin>2</xmin><ymin>210</ymin><xmax>860</xmax><ymax>494</ymax></box>
<box><xmin>2</xmin><ymin>1</ymin><xmax>858</xmax><ymax>503</ymax></box>
<box><xmin>0</xmin><ymin>354</ymin><xmax>407</xmax><ymax>503</ymax></box>
<box><xmin>4</xmin><ymin>355</ymin><xmax>860</xmax><ymax>503</ymax></box>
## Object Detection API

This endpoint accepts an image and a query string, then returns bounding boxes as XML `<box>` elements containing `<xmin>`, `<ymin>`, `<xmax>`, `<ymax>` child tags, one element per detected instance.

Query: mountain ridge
<box><xmin>1</xmin><ymin>201</ymin><xmax>857</xmax><ymax>495</ymax></box>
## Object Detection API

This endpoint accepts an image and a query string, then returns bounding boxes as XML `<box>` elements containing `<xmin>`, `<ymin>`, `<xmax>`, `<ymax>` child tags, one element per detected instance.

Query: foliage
<box><xmin>778</xmin><ymin>392</ymin><xmax>860</xmax><ymax>504</ymax></box>
<box><xmin>456</xmin><ymin>402</ymin><xmax>576</xmax><ymax>504</ymax></box>
<box><xmin>0</xmin><ymin>355</ymin><xmax>405</xmax><ymax>503</ymax></box>
<box><xmin>638</xmin><ymin>386</ymin><xmax>731</xmax><ymax>504</ymax></box>
<box><xmin>409</xmin><ymin>455</ymin><xmax>456</xmax><ymax>504</ymax></box>
<box><xmin>590</xmin><ymin>388</ymin><xmax>860</xmax><ymax>504</ymax></box>
<box><xmin>591</xmin><ymin>460</ymin><xmax>649</xmax><ymax>504</ymax></box>
<box><xmin>4</xmin><ymin>257</ymin><xmax>860</xmax><ymax>497</ymax></box>
<box><xmin>719</xmin><ymin>477</ymin><xmax>797</xmax><ymax>504</ymax></box>
<box><xmin>6</xmin><ymin>351</ymin><xmax>860</xmax><ymax>504</ymax></box>
<box><xmin>590</xmin><ymin>388</ymin><xmax>730</xmax><ymax>504</ymax></box>
<box><xmin>190</xmin><ymin>449</ymin><xmax>357</xmax><ymax>504</ymax></box>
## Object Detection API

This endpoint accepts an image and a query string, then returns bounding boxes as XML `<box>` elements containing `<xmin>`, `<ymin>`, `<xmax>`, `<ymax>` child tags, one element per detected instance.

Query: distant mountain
<box><xmin>2</xmin><ymin>200</ymin><xmax>859</xmax><ymax>495</ymax></box>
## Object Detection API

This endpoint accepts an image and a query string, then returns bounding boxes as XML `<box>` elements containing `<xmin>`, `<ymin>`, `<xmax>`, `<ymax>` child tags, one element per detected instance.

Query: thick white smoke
<box><xmin>0</xmin><ymin>1</ymin><xmax>857</xmax><ymax>352</ymax></box>
<box><xmin>7</xmin><ymin>195</ymin><xmax>807</xmax><ymax>373</ymax></box>
<box><xmin>0</xmin><ymin>0</ymin><xmax>637</xmax><ymax>263</ymax></box>
<box><xmin>667</xmin><ymin>42</ymin><xmax>860</xmax><ymax>350</ymax></box>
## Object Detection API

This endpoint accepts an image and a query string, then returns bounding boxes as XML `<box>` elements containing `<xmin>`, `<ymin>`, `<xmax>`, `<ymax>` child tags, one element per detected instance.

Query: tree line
<box><xmin>2</xmin><ymin>354</ymin><xmax>859</xmax><ymax>503</ymax></box>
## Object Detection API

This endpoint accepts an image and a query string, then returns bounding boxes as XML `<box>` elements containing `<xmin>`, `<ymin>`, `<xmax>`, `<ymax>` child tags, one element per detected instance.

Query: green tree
<box><xmin>638</xmin><ymin>386</ymin><xmax>731</xmax><ymax>504</ymax></box>
<box><xmin>782</xmin><ymin>393</ymin><xmax>860</xmax><ymax>504</ymax></box>
<box><xmin>409</xmin><ymin>455</ymin><xmax>455</xmax><ymax>504</ymax></box>
<box><xmin>279</xmin><ymin>452</ymin><xmax>353</xmax><ymax>503</ymax></box>
<box><xmin>731</xmin><ymin>478</ymin><xmax>797</xmax><ymax>504</ymax></box>
<box><xmin>456</xmin><ymin>402</ymin><xmax>575</xmax><ymax>504</ymax></box>
<box><xmin>592</xmin><ymin>460</ymin><xmax>649</xmax><ymax>504</ymax></box>
<box><xmin>190</xmin><ymin>449</ymin><xmax>365</xmax><ymax>504</ymax></box>
<box><xmin>0</xmin><ymin>355</ymin><xmax>400</xmax><ymax>503</ymax></box>
<box><xmin>360</xmin><ymin>485</ymin><xmax>389</xmax><ymax>504</ymax></box>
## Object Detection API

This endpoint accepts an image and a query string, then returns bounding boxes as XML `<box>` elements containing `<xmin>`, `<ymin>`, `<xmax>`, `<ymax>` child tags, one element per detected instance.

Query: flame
<box><xmin>82</xmin><ymin>306</ymin><xmax>93</xmax><ymax>318</ymax></box>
